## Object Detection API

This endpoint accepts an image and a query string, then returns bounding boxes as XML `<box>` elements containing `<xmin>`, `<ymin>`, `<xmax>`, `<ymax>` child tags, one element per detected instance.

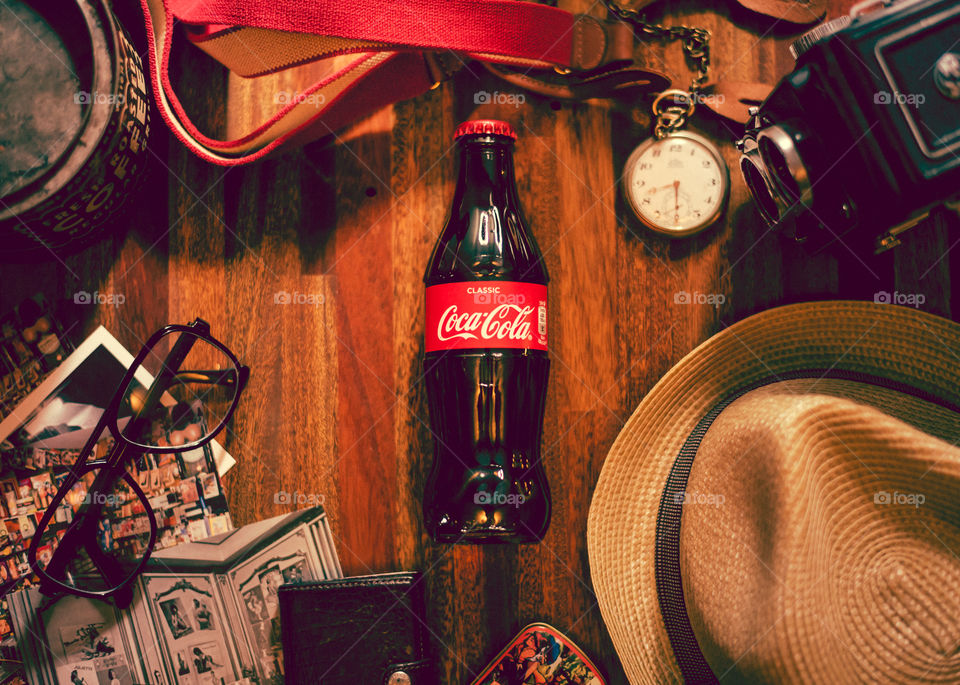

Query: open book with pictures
<box><xmin>9</xmin><ymin>507</ymin><xmax>342</xmax><ymax>685</ymax></box>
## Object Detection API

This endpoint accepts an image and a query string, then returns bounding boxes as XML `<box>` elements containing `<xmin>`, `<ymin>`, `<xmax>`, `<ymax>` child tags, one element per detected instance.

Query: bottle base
<box><xmin>430</xmin><ymin>532</ymin><xmax>545</xmax><ymax>545</ymax></box>
<box><xmin>428</xmin><ymin>522</ymin><xmax>548</xmax><ymax>545</ymax></box>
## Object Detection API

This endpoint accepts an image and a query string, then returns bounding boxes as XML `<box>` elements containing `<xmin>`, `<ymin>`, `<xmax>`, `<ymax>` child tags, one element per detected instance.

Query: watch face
<box><xmin>623</xmin><ymin>131</ymin><xmax>729</xmax><ymax>237</ymax></box>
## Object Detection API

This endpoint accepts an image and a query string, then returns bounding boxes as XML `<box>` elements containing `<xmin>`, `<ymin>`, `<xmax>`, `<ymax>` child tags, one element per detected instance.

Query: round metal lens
<box><xmin>757</xmin><ymin>125</ymin><xmax>812</xmax><ymax>208</ymax></box>
<box><xmin>740</xmin><ymin>155</ymin><xmax>781</xmax><ymax>225</ymax></box>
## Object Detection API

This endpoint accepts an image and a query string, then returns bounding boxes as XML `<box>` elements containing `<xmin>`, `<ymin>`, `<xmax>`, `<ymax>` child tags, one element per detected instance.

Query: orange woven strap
<box><xmin>141</xmin><ymin>0</ymin><xmax>612</xmax><ymax>164</ymax></box>
<box><xmin>141</xmin><ymin>0</ymin><xmax>679</xmax><ymax>165</ymax></box>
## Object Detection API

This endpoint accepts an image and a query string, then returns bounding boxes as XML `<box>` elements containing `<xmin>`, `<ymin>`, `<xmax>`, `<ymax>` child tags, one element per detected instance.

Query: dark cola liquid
<box><xmin>423</xmin><ymin>122</ymin><xmax>550</xmax><ymax>544</ymax></box>
<box><xmin>423</xmin><ymin>352</ymin><xmax>550</xmax><ymax>543</ymax></box>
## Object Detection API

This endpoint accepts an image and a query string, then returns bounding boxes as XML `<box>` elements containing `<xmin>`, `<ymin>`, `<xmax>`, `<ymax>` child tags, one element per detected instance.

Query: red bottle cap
<box><xmin>453</xmin><ymin>119</ymin><xmax>517</xmax><ymax>141</ymax></box>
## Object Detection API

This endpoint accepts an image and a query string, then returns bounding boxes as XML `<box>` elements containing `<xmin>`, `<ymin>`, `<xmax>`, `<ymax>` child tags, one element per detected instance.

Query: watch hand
<box><xmin>674</xmin><ymin>179</ymin><xmax>680</xmax><ymax>211</ymax></box>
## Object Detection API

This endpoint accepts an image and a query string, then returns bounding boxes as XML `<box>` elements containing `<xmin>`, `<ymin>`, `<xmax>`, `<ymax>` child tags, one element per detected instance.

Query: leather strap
<box><xmin>182</xmin><ymin>10</ymin><xmax>637</xmax><ymax>75</ymax></box>
<box><xmin>485</xmin><ymin>61</ymin><xmax>671</xmax><ymax>102</ymax></box>
<box><xmin>144</xmin><ymin>0</ymin><xmax>437</xmax><ymax>164</ymax></box>
<box><xmin>699</xmin><ymin>80</ymin><xmax>773</xmax><ymax>125</ymax></box>
<box><xmin>733</xmin><ymin>0</ymin><xmax>826</xmax><ymax>24</ymax></box>
<box><xmin>569</xmin><ymin>14</ymin><xmax>636</xmax><ymax>70</ymax></box>
<box><xmin>169</xmin><ymin>0</ymin><xmax>576</xmax><ymax>68</ymax></box>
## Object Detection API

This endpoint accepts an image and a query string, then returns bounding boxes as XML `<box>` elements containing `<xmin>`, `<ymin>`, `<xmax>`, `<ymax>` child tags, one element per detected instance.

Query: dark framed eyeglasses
<box><xmin>2</xmin><ymin>318</ymin><xmax>248</xmax><ymax>606</ymax></box>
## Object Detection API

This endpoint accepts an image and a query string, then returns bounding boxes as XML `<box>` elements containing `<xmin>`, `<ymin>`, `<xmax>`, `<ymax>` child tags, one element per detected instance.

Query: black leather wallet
<box><xmin>278</xmin><ymin>571</ymin><xmax>437</xmax><ymax>685</ymax></box>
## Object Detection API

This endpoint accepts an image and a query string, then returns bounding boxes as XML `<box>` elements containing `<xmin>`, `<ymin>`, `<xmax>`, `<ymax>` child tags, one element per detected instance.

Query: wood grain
<box><xmin>2</xmin><ymin>0</ymin><xmax>959</xmax><ymax>682</ymax></box>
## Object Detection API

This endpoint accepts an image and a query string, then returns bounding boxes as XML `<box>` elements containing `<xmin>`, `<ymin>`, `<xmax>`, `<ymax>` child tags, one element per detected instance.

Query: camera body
<box><xmin>737</xmin><ymin>0</ymin><xmax>960</xmax><ymax>254</ymax></box>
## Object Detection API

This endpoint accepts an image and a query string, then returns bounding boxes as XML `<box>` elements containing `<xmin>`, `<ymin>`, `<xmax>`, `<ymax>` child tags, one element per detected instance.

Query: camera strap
<box><xmin>140</xmin><ymin>0</ymin><xmax>677</xmax><ymax>165</ymax></box>
<box><xmin>138</xmin><ymin>0</ymin><xmax>813</xmax><ymax>165</ymax></box>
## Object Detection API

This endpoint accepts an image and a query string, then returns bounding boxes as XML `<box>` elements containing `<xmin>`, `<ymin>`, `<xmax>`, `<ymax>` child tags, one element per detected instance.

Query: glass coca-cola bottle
<box><xmin>422</xmin><ymin>119</ymin><xmax>550</xmax><ymax>544</ymax></box>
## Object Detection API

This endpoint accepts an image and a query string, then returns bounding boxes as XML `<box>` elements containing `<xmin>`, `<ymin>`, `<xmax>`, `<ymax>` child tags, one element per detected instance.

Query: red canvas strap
<box><xmin>169</xmin><ymin>0</ymin><xmax>578</xmax><ymax>71</ymax></box>
<box><xmin>141</xmin><ymin>0</ymin><xmax>668</xmax><ymax>165</ymax></box>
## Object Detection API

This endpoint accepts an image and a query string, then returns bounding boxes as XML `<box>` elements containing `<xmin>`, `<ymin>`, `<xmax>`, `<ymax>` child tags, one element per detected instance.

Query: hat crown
<box><xmin>680</xmin><ymin>384</ymin><xmax>960</xmax><ymax>682</ymax></box>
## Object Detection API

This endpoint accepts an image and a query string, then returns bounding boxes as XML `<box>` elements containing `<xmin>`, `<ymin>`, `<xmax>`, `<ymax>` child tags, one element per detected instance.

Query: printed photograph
<box><xmin>249</xmin><ymin>619</ymin><xmax>282</xmax><ymax>683</ymax></box>
<box><xmin>59</xmin><ymin>623</ymin><xmax>118</xmax><ymax>661</ymax></box>
<box><xmin>249</xmin><ymin>619</ymin><xmax>271</xmax><ymax>656</ymax></box>
<box><xmin>159</xmin><ymin>598</ymin><xmax>193</xmax><ymax>640</ymax></box>
<box><xmin>199</xmin><ymin>472</ymin><xmax>219</xmax><ymax>500</ymax></box>
<box><xmin>232</xmin><ymin>549</ymin><xmax>314</xmax><ymax>685</ymax></box>
<box><xmin>179</xmin><ymin>478</ymin><xmax>199</xmax><ymax>505</ymax></box>
<box><xmin>56</xmin><ymin>662</ymin><xmax>96</xmax><ymax>685</ymax></box>
<box><xmin>280</xmin><ymin>558</ymin><xmax>306</xmax><ymax>585</ymax></box>
<box><xmin>0</xmin><ymin>341</ymin><xmax>143</xmax><ymax>453</ymax></box>
<box><xmin>191</xmin><ymin>597</ymin><xmax>214</xmax><ymax>631</ymax></box>
<box><xmin>242</xmin><ymin>587</ymin><xmax>267</xmax><ymax>623</ymax></box>
<box><xmin>17</xmin><ymin>514</ymin><xmax>35</xmax><ymax>540</ymax></box>
<box><xmin>35</xmin><ymin>543</ymin><xmax>52</xmax><ymax>568</ymax></box>
<box><xmin>258</xmin><ymin>568</ymin><xmax>281</xmax><ymax>618</ymax></box>
<box><xmin>0</xmin><ymin>327</ymin><xmax>236</xmax><ymax>477</ymax></box>
<box><xmin>100</xmin><ymin>664</ymin><xmax>131</xmax><ymax>685</ymax></box>
<box><xmin>187</xmin><ymin>642</ymin><xmax>225</xmax><ymax>685</ymax></box>
<box><xmin>55</xmin><ymin>657</ymin><xmax>133</xmax><ymax>685</ymax></box>
<box><xmin>176</xmin><ymin>651</ymin><xmax>191</xmax><ymax>676</ymax></box>
<box><xmin>1</xmin><ymin>479</ymin><xmax>17</xmax><ymax>515</ymax></box>
<box><xmin>179</xmin><ymin>448</ymin><xmax>207</xmax><ymax>479</ymax></box>
<box><xmin>3</xmin><ymin>520</ymin><xmax>21</xmax><ymax>547</ymax></box>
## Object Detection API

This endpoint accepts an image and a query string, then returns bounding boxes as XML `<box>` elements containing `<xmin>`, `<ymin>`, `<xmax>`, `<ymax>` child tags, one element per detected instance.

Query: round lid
<box><xmin>453</xmin><ymin>119</ymin><xmax>517</xmax><ymax>141</ymax></box>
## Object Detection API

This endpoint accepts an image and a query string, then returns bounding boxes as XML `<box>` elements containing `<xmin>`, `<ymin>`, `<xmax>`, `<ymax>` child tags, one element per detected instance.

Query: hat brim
<box><xmin>586</xmin><ymin>301</ymin><xmax>960</xmax><ymax>683</ymax></box>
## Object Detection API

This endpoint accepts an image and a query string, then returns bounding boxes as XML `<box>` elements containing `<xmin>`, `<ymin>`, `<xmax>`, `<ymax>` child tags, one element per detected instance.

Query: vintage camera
<box><xmin>737</xmin><ymin>0</ymin><xmax>960</xmax><ymax>254</ymax></box>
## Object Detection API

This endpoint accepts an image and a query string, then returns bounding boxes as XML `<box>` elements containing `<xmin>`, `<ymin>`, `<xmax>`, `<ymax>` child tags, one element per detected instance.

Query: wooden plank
<box><xmin>389</xmin><ymin>87</ymin><xmax>451</xmax><ymax>573</ymax></box>
<box><xmin>332</xmin><ymin>107</ymin><xmax>398</xmax><ymax>574</ymax></box>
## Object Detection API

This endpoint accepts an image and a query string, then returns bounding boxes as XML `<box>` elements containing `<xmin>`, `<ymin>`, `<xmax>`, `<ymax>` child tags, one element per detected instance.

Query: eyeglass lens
<box><xmin>34</xmin><ymin>467</ymin><xmax>152</xmax><ymax>594</ymax></box>
<box><xmin>118</xmin><ymin>332</ymin><xmax>239</xmax><ymax>451</ymax></box>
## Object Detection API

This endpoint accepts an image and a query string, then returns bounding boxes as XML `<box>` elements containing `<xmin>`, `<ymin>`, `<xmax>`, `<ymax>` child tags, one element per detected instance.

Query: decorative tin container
<box><xmin>0</xmin><ymin>0</ymin><xmax>150</xmax><ymax>260</ymax></box>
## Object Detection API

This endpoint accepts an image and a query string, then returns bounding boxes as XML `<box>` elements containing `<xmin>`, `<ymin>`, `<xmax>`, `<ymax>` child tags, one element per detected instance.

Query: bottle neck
<box><xmin>424</xmin><ymin>134</ymin><xmax>546</xmax><ymax>284</ymax></box>
<box><xmin>452</xmin><ymin>138</ymin><xmax>519</xmax><ymax>211</ymax></box>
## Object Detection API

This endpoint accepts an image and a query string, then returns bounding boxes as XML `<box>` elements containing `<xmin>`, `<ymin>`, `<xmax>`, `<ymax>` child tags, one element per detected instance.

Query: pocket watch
<box><xmin>622</xmin><ymin>89</ymin><xmax>730</xmax><ymax>237</ymax></box>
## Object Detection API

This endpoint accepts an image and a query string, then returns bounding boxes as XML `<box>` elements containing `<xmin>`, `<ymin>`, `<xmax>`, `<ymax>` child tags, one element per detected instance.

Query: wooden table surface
<box><xmin>3</xmin><ymin>0</ymin><xmax>958</xmax><ymax>681</ymax></box>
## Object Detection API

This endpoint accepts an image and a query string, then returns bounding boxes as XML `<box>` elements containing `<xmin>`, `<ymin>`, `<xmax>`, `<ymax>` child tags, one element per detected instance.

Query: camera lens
<box><xmin>740</xmin><ymin>155</ymin><xmax>781</xmax><ymax>225</ymax></box>
<box><xmin>757</xmin><ymin>125</ymin><xmax>812</xmax><ymax>209</ymax></box>
<box><xmin>759</xmin><ymin>138</ymin><xmax>801</xmax><ymax>200</ymax></box>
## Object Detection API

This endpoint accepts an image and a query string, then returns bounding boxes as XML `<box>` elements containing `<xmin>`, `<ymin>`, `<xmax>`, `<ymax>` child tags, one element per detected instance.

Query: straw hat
<box><xmin>587</xmin><ymin>301</ymin><xmax>960</xmax><ymax>683</ymax></box>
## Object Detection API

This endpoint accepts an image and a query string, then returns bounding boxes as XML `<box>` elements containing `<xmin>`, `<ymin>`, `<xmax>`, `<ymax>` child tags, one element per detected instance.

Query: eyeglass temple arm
<box><xmin>124</xmin><ymin>334</ymin><xmax>202</xmax><ymax>443</ymax></box>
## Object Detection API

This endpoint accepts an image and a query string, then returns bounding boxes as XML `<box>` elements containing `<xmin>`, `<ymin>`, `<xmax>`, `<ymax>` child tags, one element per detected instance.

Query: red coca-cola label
<box><xmin>425</xmin><ymin>281</ymin><xmax>548</xmax><ymax>352</ymax></box>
